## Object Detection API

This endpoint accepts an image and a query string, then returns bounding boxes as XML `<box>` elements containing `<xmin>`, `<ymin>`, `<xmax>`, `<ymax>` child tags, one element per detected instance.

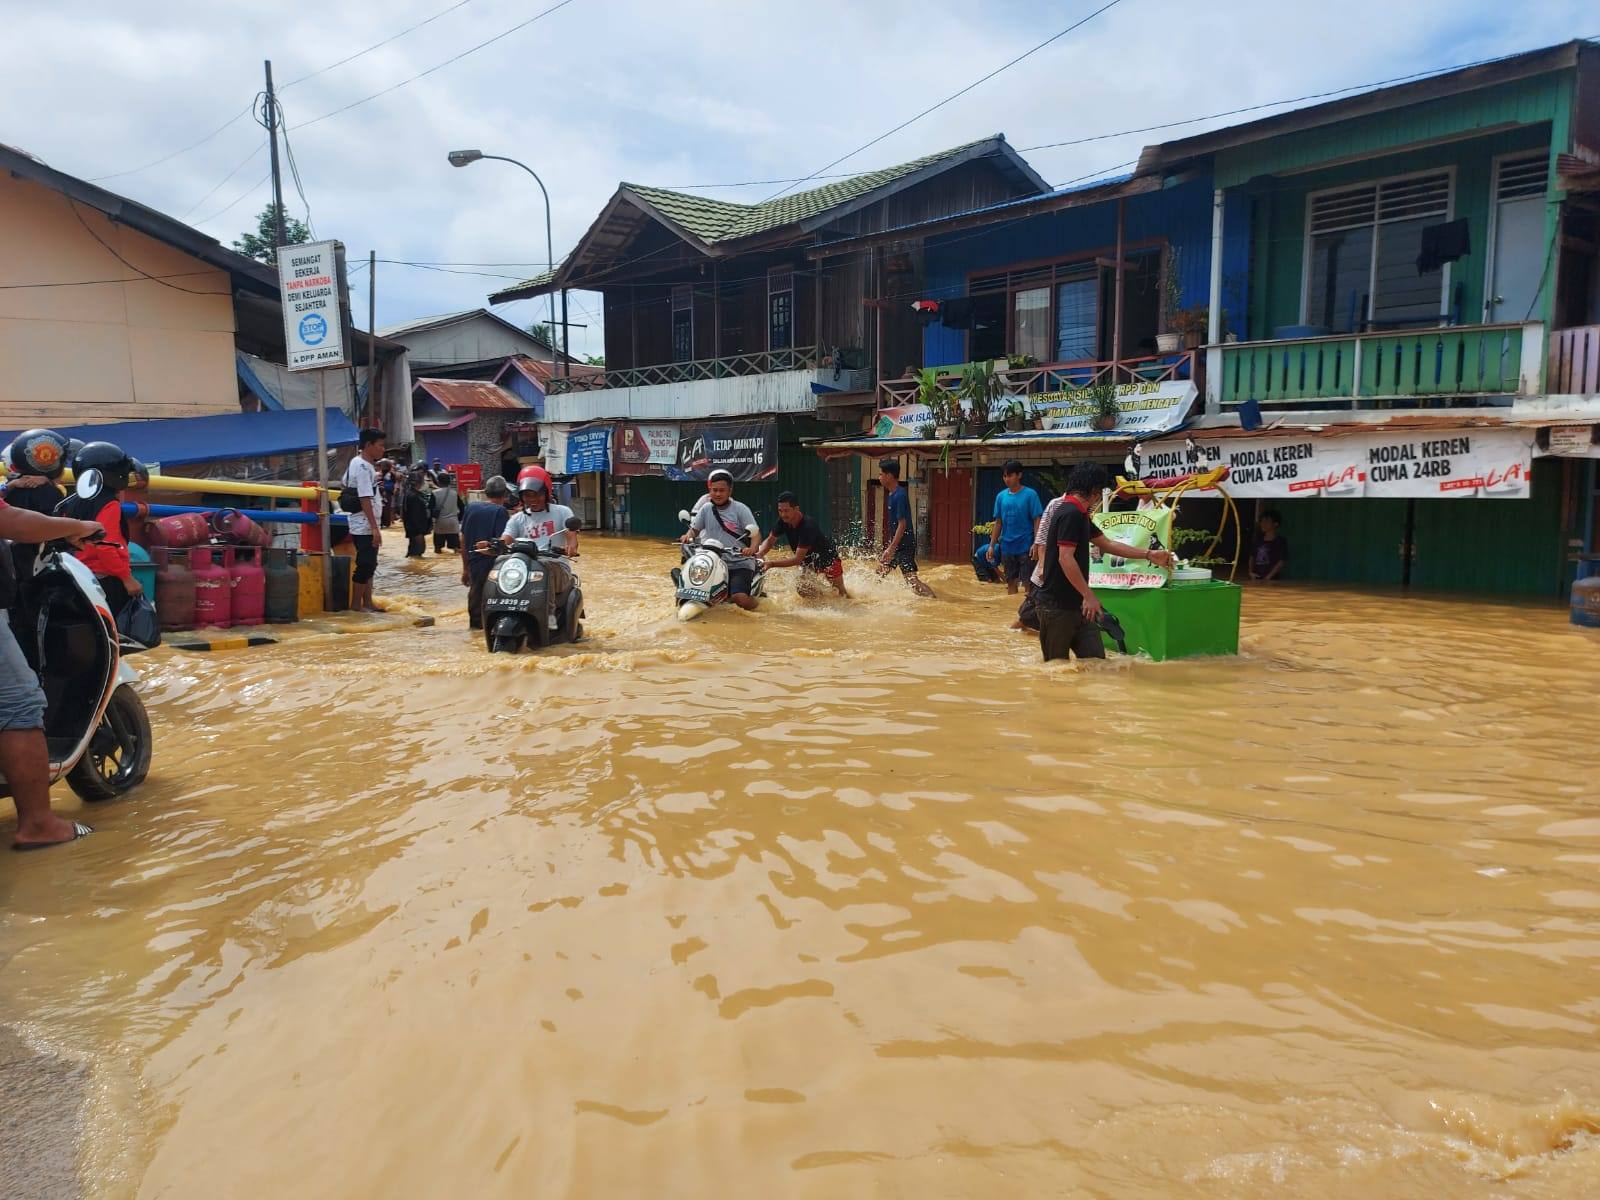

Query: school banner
<box><xmin>666</xmin><ymin>418</ymin><xmax>778</xmax><ymax>482</ymax></box>
<box><xmin>1036</xmin><ymin>380</ymin><xmax>1196</xmax><ymax>436</ymax></box>
<box><xmin>873</xmin><ymin>404</ymin><xmax>934</xmax><ymax>439</ymax></box>
<box><xmin>611</xmin><ymin>422</ymin><xmax>679</xmax><ymax>476</ymax></box>
<box><xmin>1140</xmin><ymin>427</ymin><xmax>1534</xmax><ymax>500</ymax></box>
<box><xmin>1089</xmin><ymin>506</ymin><xmax>1173</xmax><ymax>589</ymax></box>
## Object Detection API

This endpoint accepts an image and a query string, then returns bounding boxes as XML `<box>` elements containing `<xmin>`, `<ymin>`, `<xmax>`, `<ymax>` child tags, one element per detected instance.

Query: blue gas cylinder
<box><xmin>1573</xmin><ymin>562</ymin><xmax>1600</xmax><ymax>628</ymax></box>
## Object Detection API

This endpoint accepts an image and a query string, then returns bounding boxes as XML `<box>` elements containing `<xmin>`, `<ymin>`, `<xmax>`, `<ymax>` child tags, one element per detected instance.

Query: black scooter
<box><xmin>479</xmin><ymin>517</ymin><xmax>585</xmax><ymax>654</ymax></box>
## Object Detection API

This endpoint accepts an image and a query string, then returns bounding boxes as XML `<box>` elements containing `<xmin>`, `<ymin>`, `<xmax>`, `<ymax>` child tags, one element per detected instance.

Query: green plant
<box><xmin>1162</xmin><ymin>247</ymin><xmax>1184</xmax><ymax>329</ymax></box>
<box><xmin>915</xmin><ymin>367</ymin><xmax>958</xmax><ymax>426</ymax></box>
<box><xmin>1172</xmin><ymin>303</ymin><xmax>1210</xmax><ymax>339</ymax></box>
<box><xmin>959</xmin><ymin>360</ymin><xmax>1008</xmax><ymax>423</ymax></box>
<box><xmin>1086</xmin><ymin>382</ymin><xmax>1120</xmax><ymax>421</ymax></box>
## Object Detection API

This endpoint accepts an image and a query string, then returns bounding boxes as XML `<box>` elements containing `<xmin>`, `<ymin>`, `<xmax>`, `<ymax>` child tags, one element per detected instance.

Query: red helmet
<box><xmin>516</xmin><ymin>465</ymin><xmax>553</xmax><ymax>496</ymax></box>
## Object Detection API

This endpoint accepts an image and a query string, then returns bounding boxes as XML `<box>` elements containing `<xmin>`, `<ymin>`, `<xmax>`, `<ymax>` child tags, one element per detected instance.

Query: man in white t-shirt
<box><xmin>344</xmin><ymin>428</ymin><xmax>386</xmax><ymax>612</ymax></box>
<box><xmin>501</xmin><ymin>466</ymin><xmax>578</xmax><ymax>556</ymax></box>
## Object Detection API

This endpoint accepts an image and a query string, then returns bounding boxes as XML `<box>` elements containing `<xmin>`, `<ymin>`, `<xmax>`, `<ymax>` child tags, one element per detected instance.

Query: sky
<box><xmin>4</xmin><ymin>0</ymin><xmax>1594</xmax><ymax>361</ymax></box>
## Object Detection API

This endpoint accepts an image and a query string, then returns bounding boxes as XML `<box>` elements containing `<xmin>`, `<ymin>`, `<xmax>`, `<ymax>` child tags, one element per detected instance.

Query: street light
<box><xmin>447</xmin><ymin>149</ymin><xmax>567</xmax><ymax>376</ymax></box>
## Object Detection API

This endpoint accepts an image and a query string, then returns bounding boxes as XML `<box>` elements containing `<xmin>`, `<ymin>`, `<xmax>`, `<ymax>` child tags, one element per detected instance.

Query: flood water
<box><xmin>3</xmin><ymin>533</ymin><xmax>1599</xmax><ymax>1197</ymax></box>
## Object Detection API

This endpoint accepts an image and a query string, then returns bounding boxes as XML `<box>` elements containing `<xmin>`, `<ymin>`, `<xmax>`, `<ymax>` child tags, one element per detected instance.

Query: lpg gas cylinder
<box><xmin>153</xmin><ymin>547</ymin><xmax>196</xmax><ymax>632</ymax></box>
<box><xmin>210</xmin><ymin>509</ymin><xmax>274</xmax><ymax>548</ymax></box>
<box><xmin>229</xmin><ymin>547</ymin><xmax>266</xmax><ymax>626</ymax></box>
<box><xmin>190</xmin><ymin>547</ymin><xmax>232</xmax><ymax>628</ymax></box>
<box><xmin>146</xmin><ymin>512</ymin><xmax>212</xmax><ymax>549</ymax></box>
<box><xmin>263</xmin><ymin>547</ymin><xmax>300</xmax><ymax>623</ymax></box>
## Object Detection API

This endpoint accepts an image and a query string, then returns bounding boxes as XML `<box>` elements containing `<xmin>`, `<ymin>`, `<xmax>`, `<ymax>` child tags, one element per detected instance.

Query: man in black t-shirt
<box><xmin>1036</xmin><ymin>463</ymin><xmax>1174</xmax><ymax>662</ymax></box>
<box><xmin>757</xmin><ymin>492</ymin><xmax>848</xmax><ymax>598</ymax></box>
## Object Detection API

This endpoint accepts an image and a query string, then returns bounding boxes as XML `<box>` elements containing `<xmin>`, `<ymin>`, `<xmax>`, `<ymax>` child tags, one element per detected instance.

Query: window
<box><xmin>671</xmin><ymin>284</ymin><xmax>693</xmax><ymax>363</ymax></box>
<box><xmin>768</xmin><ymin>268</ymin><xmax>793</xmax><ymax>351</ymax></box>
<box><xmin>1055</xmin><ymin>276</ymin><xmax>1098</xmax><ymax>361</ymax></box>
<box><xmin>1304</xmin><ymin>172</ymin><xmax>1451</xmax><ymax>332</ymax></box>
<box><xmin>1013</xmin><ymin>286</ymin><xmax>1051</xmax><ymax>362</ymax></box>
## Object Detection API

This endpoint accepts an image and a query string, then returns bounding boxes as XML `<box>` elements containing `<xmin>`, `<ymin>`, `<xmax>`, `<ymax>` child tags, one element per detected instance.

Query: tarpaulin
<box><xmin>666</xmin><ymin>419</ymin><xmax>778</xmax><ymax>482</ymax></box>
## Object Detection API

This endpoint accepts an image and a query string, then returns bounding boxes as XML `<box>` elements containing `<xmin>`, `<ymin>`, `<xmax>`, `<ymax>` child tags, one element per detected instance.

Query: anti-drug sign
<box><xmin>1141</xmin><ymin>427</ymin><xmax>1534</xmax><ymax>500</ymax></box>
<box><xmin>279</xmin><ymin>241</ymin><xmax>347</xmax><ymax>371</ymax></box>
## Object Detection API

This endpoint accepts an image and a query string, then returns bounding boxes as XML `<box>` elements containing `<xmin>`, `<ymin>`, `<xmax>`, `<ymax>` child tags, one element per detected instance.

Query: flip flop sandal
<box><xmin>12</xmin><ymin>821</ymin><xmax>93</xmax><ymax>852</ymax></box>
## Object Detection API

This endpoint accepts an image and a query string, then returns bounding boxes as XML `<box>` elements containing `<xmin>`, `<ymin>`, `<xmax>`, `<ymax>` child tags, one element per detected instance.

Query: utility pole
<box><xmin>263</xmin><ymin>60</ymin><xmax>288</xmax><ymax>258</ymax></box>
<box><xmin>368</xmin><ymin>251</ymin><xmax>378</xmax><ymax>426</ymax></box>
<box><xmin>561</xmin><ymin>288</ymin><xmax>570</xmax><ymax>377</ymax></box>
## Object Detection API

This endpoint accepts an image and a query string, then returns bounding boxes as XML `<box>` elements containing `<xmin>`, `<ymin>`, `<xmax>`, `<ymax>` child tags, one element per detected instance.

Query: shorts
<box><xmin>351</xmin><ymin>534</ymin><xmax>378</xmax><ymax>584</ymax></box>
<box><xmin>886</xmin><ymin>544</ymin><xmax>919</xmax><ymax>574</ymax></box>
<box><xmin>728</xmin><ymin>566</ymin><xmax>755</xmax><ymax>598</ymax></box>
<box><xmin>1001</xmin><ymin>552</ymin><xmax>1030</xmax><ymax>585</ymax></box>
<box><xmin>808</xmin><ymin>559</ymin><xmax>845</xmax><ymax>584</ymax></box>
<box><xmin>1016</xmin><ymin>588</ymin><xmax>1040</xmax><ymax>631</ymax></box>
<box><xmin>0</xmin><ymin>611</ymin><xmax>46</xmax><ymax>732</ymax></box>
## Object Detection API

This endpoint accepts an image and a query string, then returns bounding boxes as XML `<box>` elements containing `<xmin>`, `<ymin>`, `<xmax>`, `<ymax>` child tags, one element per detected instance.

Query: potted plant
<box><xmin>1157</xmin><ymin>249</ymin><xmax>1184</xmax><ymax>353</ymax></box>
<box><xmin>1173</xmin><ymin>303</ymin><xmax>1210</xmax><ymax>350</ymax></box>
<box><xmin>1086</xmin><ymin>382</ymin><xmax>1120</xmax><ymax>431</ymax></box>
<box><xmin>915</xmin><ymin>367</ymin><xmax>958</xmax><ymax>439</ymax></box>
<box><xmin>959</xmin><ymin>360</ymin><xmax>1008</xmax><ymax>432</ymax></box>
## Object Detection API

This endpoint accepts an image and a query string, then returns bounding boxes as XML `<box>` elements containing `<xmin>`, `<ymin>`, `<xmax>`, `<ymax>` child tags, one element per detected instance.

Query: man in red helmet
<box><xmin>501</xmin><ymin>466</ymin><xmax>578</xmax><ymax>555</ymax></box>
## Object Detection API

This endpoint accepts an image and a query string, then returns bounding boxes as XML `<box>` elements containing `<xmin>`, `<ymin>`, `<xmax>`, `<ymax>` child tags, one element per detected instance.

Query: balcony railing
<box><xmin>877</xmin><ymin>351</ymin><xmax>1196</xmax><ymax>408</ymax></box>
<box><xmin>1549</xmin><ymin>324</ymin><xmax>1600</xmax><ymax>395</ymax></box>
<box><xmin>548</xmin><ymin>346</ymin><xmax>819</xmax><ymax>394</ymax></box>
<box><xmin>1209</xmin><ymin>322</ymin><xmax>1543</xmax><ymax>409</ymax></box>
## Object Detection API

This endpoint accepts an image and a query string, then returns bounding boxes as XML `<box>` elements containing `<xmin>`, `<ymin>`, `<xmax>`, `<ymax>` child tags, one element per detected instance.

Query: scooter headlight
<box><xmin>496</xmin><ymin>557</ymin><xmax>530</xmax><ymax>595</ymax></box>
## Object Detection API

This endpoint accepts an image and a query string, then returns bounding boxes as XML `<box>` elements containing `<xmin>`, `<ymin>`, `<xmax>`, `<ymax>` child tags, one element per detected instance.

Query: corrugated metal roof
<box><xmin>412</xmin><ymin>378</ymin><xmax>529</xmax><ymax>412</ymax></box>
<box><xmin>495</xmin><ymin>354</ymin><xmax>604</xmax><ymax>388</ymax></box>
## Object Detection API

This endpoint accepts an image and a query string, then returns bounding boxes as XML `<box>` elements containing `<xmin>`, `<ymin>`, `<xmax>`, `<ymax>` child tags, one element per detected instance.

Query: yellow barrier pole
<box><xmin>0</xmin><ymin>465</ymin><xmax>340</xmax><ymax>503</ymax></box>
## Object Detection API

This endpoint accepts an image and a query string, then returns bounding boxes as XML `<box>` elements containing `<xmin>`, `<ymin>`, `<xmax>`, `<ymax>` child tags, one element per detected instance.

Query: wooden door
<box><xmin>930</xmin><ymin>468</ymin><xmax>974</xmax><ymax>561</ymax></box>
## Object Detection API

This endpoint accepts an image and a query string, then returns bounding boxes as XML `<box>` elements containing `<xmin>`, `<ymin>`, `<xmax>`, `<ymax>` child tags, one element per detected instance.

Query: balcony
<box><xmin>1207</xmin><ymin>322</ymin><xmax>1545</xmax><ymax>410</ymax></box>
<box><xmin>1548</xmin><ymin>324</ymin><xmax>1600</xmax><ymax>395</ymax></box>
<box><xmin>877</xmin><ymin>351</ymin><xmax>1197</xmax><ymax>408</ymax></box>
<box><xmin>542</xmin><ymin>345</ymin><xmax>876</xmax><ymax>423</ymax></box>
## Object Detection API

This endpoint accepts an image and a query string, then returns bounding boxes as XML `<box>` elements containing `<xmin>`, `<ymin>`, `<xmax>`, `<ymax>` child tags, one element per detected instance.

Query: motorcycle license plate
<box><xmin>489</xmin><ymin>599</ymin><xmax>532</xmax><ymax>611</ymax></box>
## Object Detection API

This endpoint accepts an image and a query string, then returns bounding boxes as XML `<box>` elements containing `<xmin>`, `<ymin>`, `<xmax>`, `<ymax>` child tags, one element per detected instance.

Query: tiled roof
<box><xmin>412</xmin><ymin>378</ymin><xmax>529</xmax><ymax>412</ymax></box>
<box><xmin>625</xmin><ymin>136</ymin><xmax>1004</xmax><ymax>245</ymax></box>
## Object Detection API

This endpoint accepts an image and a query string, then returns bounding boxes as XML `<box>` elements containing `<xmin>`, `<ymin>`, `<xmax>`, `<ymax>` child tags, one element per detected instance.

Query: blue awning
<box><xmin>0</xmin><ymin>409</ymin><xmax>361</xmax><ymax>468</ymax></box>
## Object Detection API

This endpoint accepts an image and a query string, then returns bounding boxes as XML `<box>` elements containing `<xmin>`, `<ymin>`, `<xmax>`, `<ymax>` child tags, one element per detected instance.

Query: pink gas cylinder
<box><xmin>190</xmin><ymin>546</ymin><xmax>232</xmax><ymax>628</ymax></box>
<box><xmin>153</xmin><ymin>547</ymin><xmax>197</xmax><ymax>632</ymax></box>
<box><xmin>210</xmin><ymin>509</ymin><xmax>273</xmax><ymax>548</ymax></box>
<box><xmin>228</xmin><ymin>547</ymin><xmax>266</xmax><ymax>626</ymax></box>
<box><xmin>146</xmin><ymin>512</ymin><xmax>212</xmax><ymax>548</ymax></box>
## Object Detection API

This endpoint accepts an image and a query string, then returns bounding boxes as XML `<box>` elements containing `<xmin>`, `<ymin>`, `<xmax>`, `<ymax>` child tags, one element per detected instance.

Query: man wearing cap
<box><xmin>680</xmin><ymin>469</ymin><xmax>761</xmax><ymax>611</ymax></box>
<box><xmin>502</xmin><ymin>466</ymin><xmax>578</xmax><ymax>556</ymax></box>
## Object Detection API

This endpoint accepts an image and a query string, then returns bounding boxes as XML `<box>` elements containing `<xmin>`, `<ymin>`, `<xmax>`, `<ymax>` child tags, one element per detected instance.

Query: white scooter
<box><xmin>671</xmin><ymin>509</ymin><xmax>766</xmax><ymax>621</ymax></box>
<box><xmin>1</xmin><ymin>469</ymin><xmax>152</xmax><ymax>802</ymax></box>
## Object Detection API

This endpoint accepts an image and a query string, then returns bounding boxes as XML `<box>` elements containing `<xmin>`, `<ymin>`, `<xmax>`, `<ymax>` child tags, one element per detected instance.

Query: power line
<box><xmin>65</xmin><ymin>201</ymin><xmax>230</xmax><ymax>295</ymax></box>
<box><xmin>761</xmin><ymin>0</ymin><xmax>1125</xmax><ymax>203</ymax></box>
<box><xmin>192</xmin><ymin>169</ymin><xmax>272</xmax><ymax>227</ymax></box>
<box><xmin>178</xmin><ymin>142</ymin><xmax>265</xmax><ymax>220</ymax></box>
<box><xmin>86</xmin><ymin>104</ymin><xmax>254</xmax><ymax>183</ymax></box>
<box><xmin>292</xmin><ymin>0</ymin><xmax>583</xmax><ymax>131</ymax></box>
<box><xmin>279</xmin><ymin>0</ymin><xmax>485</xmax><ymax>89</ymax></box>
<box><xmin>0</xmin><ymin>270</ymin><xmax>221</xmax><ymax>290</ymax></box>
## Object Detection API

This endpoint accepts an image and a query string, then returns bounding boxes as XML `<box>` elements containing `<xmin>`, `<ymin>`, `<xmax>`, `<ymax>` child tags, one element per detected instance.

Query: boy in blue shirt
<box><xmin>987</xmin><ymin>459</ymin><xmax>1044</xmax><ymax>596</ymax></box>
<box><xmin>875</xmin><ymin>458</ymin><xmax>934</xmax><ymax>597</ymax></box>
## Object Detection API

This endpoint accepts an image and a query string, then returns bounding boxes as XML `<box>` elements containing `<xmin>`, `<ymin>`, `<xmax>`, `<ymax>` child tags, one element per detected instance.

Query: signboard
<box><xmin>1545</xmin><ymin>425</ymin><xmax>1598</xmax><ymax>458</ymax></box>
<box><xmin>612</xmin><ymin>422</ymin><xmax>679</xmax><ymax>476</ymax></box>
<box><xmin>666</xmin><ymin>419</ymin><xmax>778</xmax><ymax>482</ymax></box>
<box><xmin>448</xmin><ymin>462</ymin><xmax>483</xmax><ymax>492</ymax></box>
<box><xmin>1036</xmin><ymin>380</ymin><xmax>1196</xmax><ymax>436</ymax></box>
<box><xmin>873</xmin><ymin>405</ymin><xmax>934</xmax><ymax>440</ymax></box>
<box><xmin>544</xmin><ymin>424</ymin><xmax>611</xmax><ymax>475</ymax></box>
<box><xmin>278</xmin><ymin>240</ymin><xmax>348</xmax><ymax>371</ymax></box>
<box><xmin>1089</xmin><ymin>507</ymin><xmax>1173</xmax><ymax>589</ymax></box>
<box><xmin>1141</xmin><ymin>427</ymin><xmax>1534</xmax><ymax>500</ymax></box>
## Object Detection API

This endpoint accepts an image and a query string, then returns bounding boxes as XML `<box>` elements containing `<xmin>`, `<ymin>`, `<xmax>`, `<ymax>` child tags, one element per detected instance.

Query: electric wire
<box><xmin>760</xmin><ymin>0</ymin><xmax>1125</xmax><ymax>203</ymax></box>
<box><xmin>65</xmin><ymin>201</ymin><xmax>229</xmax><ymax>295</ymax></box>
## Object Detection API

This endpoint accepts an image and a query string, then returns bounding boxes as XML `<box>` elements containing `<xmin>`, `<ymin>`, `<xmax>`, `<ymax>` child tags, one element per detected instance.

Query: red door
<box><xmin>929</xmin><ymin>468</ymin><xmax>974</xmax><ymax>561</ymax></box>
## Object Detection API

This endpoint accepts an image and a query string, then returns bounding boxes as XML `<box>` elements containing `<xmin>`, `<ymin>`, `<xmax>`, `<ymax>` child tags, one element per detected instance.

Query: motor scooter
<box><xmin>671</xmin><ymin>509</ymin><xmax>766</xmax><ymax>621</ymax></box>
<box><xmin>2</xmin><ymin>467</ymin><xmax>152</xmax><ymax>802</ymax></box>
<box><xmin>479</xmin><ymin>516</ymin><xmax>586</xmax><ymax>653</ymax></box>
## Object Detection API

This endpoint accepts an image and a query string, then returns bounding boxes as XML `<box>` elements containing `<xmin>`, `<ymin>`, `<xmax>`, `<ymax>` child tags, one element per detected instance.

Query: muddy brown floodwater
<box><xmin>2</xmin><ymin>534</ymin><xmax>1599</xmax><ymax>1197</ymax></box>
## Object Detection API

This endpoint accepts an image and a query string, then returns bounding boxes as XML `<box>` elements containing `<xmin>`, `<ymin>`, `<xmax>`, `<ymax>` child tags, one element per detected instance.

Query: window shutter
<box><xmin>1496</xmin><ymin>154</ymin><xmax>1547</xmax><ymax>202</ymax></box>
<box><xmin>1310</xmin><ymin>184</ymin><xmax>1377</xmax><ymax>234</ymax></box>
<box><xmin>1376</xmin><ymin>173</ymin><xmax>1450</xmax><ymax>222</ymax></box>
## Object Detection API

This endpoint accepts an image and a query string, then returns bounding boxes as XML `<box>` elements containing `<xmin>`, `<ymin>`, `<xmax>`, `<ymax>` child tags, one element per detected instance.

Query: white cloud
<box><xmin>4</xmin><ymin>0</ymin><xmax>1592</xmax><ymax>361</ymax></box>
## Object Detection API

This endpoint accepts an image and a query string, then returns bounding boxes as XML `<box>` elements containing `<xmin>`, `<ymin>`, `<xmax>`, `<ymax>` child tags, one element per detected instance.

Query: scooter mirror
<box><xmin>564</xmin><ymin>516</ymin><xmax>583</xmax><ymax>531</ymax></box>
<box><xmin>677</xmin><ymin>509</ymin><xmax>692</xmax><ymax>523</ymax></box>
<box><xmin>75</xmin><ymin>469</ymin><xmax>102</xmax><ymax>499</ymax></box>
